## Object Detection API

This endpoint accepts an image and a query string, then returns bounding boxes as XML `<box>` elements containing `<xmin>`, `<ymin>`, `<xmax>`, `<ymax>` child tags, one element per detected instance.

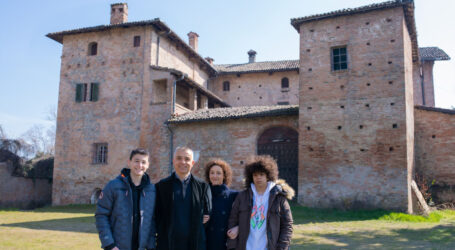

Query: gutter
<box><xmin>168</xmin><ymin>74</ymin><xmax>185</xmax><ymax>173</ymax></box>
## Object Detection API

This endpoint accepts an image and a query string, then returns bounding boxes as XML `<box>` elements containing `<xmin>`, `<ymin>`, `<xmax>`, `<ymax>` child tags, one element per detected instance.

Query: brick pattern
<box><xmin>297</xmin><ymin>7</ymin><xmax>413</xmax><ymax>211</ymax></box>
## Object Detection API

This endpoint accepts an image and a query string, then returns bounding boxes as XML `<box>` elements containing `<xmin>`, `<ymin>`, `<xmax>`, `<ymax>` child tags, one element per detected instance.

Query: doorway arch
<box><xmin>257</xmin><ymin>126</ymin><xmax>298</xmax><ymax>196</ymax></box>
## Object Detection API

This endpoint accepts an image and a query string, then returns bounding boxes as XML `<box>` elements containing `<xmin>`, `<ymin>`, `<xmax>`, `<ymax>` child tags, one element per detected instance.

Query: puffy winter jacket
<box><xmin>95</xmin><ymin>169</ymin><xmax>157</xmax><ymax>250</ymax></box>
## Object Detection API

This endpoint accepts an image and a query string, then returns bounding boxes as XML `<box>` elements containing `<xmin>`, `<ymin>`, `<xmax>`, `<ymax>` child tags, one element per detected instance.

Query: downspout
<box><xmin>168</xmin><ymin>74</ymin><xmax>185</xmax><ymax>173</ymax></box>
<box><xmin>420</xmin><ymin>62</ymin><xmax>426</xmax><ymax>106</ymax></box>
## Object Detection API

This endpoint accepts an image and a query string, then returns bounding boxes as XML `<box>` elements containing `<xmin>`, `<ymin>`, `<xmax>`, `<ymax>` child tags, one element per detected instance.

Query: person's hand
<box><xmin>203</xmin><ymin>215</ymin><xmax>210</xmax><ymax>224</ymax></box>
<box><xmin>227</xmin><ymin>226</ymin><xmax>239</xmax><ymax>239</ymax></box>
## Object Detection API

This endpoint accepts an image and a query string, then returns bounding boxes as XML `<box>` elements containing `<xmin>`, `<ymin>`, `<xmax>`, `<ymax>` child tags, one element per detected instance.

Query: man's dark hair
<box><xmin>244</xmin><ymin>155</ymin><xmax>279</xmax><ymax>188</ymax></box>
<box><xmin>129</xmin><ymin>148</ymin><xmax>150</xmax><ymax>160</ymax></box>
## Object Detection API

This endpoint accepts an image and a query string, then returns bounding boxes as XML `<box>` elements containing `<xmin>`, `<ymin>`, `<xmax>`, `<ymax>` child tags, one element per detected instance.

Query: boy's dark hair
<box><xmin>204</xmin><ymin>158</ymin><xmax>233</xmax><ymax>186</ymax></box>
<box><xmin>129</xmin><ymin>148</ymin><xmax>150</xmax><ymax>160</ymax></box>
<box><xmin>244</xmin><ymin>155</ymin><xmax>279</xmax><ymax>188</ymax></box>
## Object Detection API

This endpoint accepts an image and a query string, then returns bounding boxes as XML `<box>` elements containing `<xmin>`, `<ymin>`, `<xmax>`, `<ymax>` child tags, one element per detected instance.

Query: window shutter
<box><xmin>91</xmin><ymin>83</ymin><xmax>99</xmax><ymax>102</ymax></box>
<box><xmin>76</xmin><ymin>84</ymin><xmax>83</xmax><ymax>102</ymax></box>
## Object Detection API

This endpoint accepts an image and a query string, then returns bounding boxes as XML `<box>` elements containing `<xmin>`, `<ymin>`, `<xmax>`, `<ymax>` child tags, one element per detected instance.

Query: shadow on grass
<box><xmin>1</xmin><ymin>216</ymin><xmax>96</xmax><ymax>233</ymax></box>
<box><xmin>0</xmin><ymin>204</ymin><xmax>96</xmax><ymax>214</ymax></box>
<box><xmin>291</xmin><ymin>224</ymin><xmax>455</xmax><ymax>249</ymax></box>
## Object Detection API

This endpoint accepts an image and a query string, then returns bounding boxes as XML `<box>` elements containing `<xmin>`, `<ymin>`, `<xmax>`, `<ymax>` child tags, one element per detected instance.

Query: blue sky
<box><xmin>1</xmin><ymin>0</ymin><xmax>454</xmax><ymax>138</ymax></box>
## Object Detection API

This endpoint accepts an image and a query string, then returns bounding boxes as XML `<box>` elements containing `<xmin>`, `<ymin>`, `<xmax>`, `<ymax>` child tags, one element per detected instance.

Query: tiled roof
<box><xmin>415</xmin><ymin>106</ymin><xmax>455</xmax><ymax>115</ymax></box>
<box><xmin>46</xmin><ymin>19</ymin><xmax>217</xmax><ymax>75</ymax></box>
<box><xmin>419</xmin><ymin>47</ymin><xmax>451</xmax><ymax>61</ymax></box>
<box><xmin>291</xmin><ymin>0</ymin><xmax>419</xmax><ymax>62</ymax></box>
<box><xmin>167</xmin><ymin>105</ymin><xmax>298</xmax><ymax>124</ymax></box>
<box><xmin>214</xmin><ymin>60</ymin><xmax>299</xmax><ymax>75</ymax></box>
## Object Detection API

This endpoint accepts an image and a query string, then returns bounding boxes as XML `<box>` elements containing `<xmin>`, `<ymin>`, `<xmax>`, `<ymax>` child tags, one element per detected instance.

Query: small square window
<box><xmin>332</xmin><ymin>47</ymin><xmax>348</xmax><ymax>71</ymax></box>
<box><xmin>93</xmin><ymin>143</ymin><xmax>108</xmax><ymax>164</ymax></box>
<box><xmin>223</xmin><ymin>81</ymin><xmax>230</xmax><ymax>91</ymax></box>
<box><xmin>134</xmin><ymin>36</ymin><xmax>141</xmax><ymax>47</ymax></box>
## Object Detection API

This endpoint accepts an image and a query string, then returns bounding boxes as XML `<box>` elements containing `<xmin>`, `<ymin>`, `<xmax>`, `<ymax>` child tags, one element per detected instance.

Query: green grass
<box><xmin>0</xmin><ymin>204</ymin><xmax>454</xmax><ymax>249</ymax></box>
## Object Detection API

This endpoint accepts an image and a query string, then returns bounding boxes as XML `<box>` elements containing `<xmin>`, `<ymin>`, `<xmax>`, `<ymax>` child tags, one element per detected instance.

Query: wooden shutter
<box><xmin>90</xmin><ymin>83</ymin><xmax>99</xmax><ymax>102</ymax></box>
<box><xmin>76</xmin><ymin>84</ymin><xmax>83</xmax><ymax>102</ymax></box>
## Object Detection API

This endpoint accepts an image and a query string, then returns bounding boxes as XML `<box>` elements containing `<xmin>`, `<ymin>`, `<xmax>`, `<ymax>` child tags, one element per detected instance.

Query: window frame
<box><xmin>88</xmin><ymin>42</ymin><xmax>98</xmax><ymax>56</ymax></box>
<box><xmin>133</xmin><ymin>36</ymin><xmax>141</xmax><ymax>47</ymax></box>
<box><xmin>93</xmin><ymin>143</ymin><xmax>108</xmax><ymax>164</ymax></box>
<box><xmin>331</xmin><ymin>46</ymin><xmax>348</xmax><ymax>71</ymax></box>
<box><xmin>223</xmin><ymin>81</ymin><xmax>230</xmax><ymax>91</ymax></box>
<box><xmin>281</xmin><ymin>77</ymin><xmax>289</xmax><ymax>89</ymax></box>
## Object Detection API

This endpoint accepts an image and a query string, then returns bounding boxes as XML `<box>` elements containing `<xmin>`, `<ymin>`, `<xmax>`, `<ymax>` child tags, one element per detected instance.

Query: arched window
<box><xmin>88</xmin><ymin>42</ymin><xmax>98</xmax><ymax>56</ymax></box>
<box><xmin>223</xmin><ymin>81</ymin><xmax>230</xmax><ymax>91</ymax></box>
<box><xmin>281</xmin><ymin>77</ymin><xmax>289</xmax><ymax>88</ymax></box>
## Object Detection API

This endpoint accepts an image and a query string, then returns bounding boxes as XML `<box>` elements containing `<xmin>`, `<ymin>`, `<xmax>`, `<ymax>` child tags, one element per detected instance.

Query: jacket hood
<box><xmin>119</xmin><ymin>168</ymin><xmax>151</xmax><ymax>189</ymax></box>
<box><xmin>273</xmin><ymin>179</ymin><xmax>295</xmax><ymax>200</ymax></box>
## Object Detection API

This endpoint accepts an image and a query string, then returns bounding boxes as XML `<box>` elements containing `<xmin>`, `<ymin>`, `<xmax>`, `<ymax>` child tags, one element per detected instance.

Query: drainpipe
<box><xmin>168</xmin><ymin>74</ymin><xmax>185</xmax><ymax>173</ymax></box>
<box><xmin>420</xmin><ymin>62</ymin><xmax>426</xmax><ymax>106</ymax></box>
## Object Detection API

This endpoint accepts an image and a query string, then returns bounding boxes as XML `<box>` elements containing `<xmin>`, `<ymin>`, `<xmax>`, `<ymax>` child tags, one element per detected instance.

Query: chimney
<box><xmin>205</xmin><ymin>57</ymin><xmax>214</xmax><ymax>65</ymax></box>
<box><xmin>110</xmin><ymin>3</ymin><xmax>128</xmax><ymax>25</ymax></box>
<box><xmin>188</xmin><ymin>32</ymin><xmax>199</xmax><ymax>52</ymax></box>
<box><xmin>248</xmin><ymin>50</ymin><xmax>257</xmax><ymax>63</ymax></box>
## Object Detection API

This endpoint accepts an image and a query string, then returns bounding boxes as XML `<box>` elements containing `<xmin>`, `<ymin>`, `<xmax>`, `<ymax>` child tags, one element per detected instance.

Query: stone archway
<box><xmin>257</xmin><ymin>126</ymin><xmax>298</xmax><ymax>196</ymax></box>
<box><xmin>90</xmin><ymin>188</ymin><xmax>102</xmax><ymax>204</ymax></box>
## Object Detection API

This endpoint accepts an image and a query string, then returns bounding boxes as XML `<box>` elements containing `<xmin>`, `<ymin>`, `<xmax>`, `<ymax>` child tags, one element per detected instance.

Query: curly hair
<box><xmin>204</xmin><ymin>158</ymin><xmax>233</xmax><ymax>186</ymax></box>
<box><xmin>244</xmin><ymin>155</ymin><xmax>279</xmax><ymax>188</ymax></box>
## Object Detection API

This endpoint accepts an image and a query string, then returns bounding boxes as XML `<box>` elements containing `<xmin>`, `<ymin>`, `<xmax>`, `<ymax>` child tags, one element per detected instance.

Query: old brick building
<box><xmin>47</xmin><ymin>1</ymin><xmax>453</xmax><ymax>212</ymax></box>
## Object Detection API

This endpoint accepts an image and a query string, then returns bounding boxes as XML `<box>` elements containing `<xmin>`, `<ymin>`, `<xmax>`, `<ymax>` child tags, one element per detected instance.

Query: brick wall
<box><xmin>169</xmin><ymin>116</ymin><xmax>298</xmax><ymax>190</ymax></box>
<box><xmin>297</xmin><ymin>7</ymin><xmax>414</xmax><ymax>211</ymax></box>
<box><xmin>415</xmin><ymin>107</ymin><xmax>455</xmax><ymax>203</ymax></box>
<box><xmin>0</xmin><ymin>162</ymin><xmax>52</xmax><ymax>209</ymax></box>
<box><xmin>211</xmin><ymin>71</ymin><xmax>299</xmax><ymax>107</ymax></box>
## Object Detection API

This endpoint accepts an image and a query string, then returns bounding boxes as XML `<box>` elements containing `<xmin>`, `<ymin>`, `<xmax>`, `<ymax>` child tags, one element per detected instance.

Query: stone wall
<box><xmin>211</xmin><ymin>71</ymin><xmax>299</xmax><ymax>107</ymax></box>
<box><xmin>297</xmin><ymin>7</ymin><xmax>414</xmax><ymax>211</ymax></box>
<box><xmin>0</xmin><ymin>162</ymin><xmax>52</xmax><ymax>209</ymax></box>
<box><xmin>170</xmin><ymin>115</ymin><xmax>298</xmax><ymax>189</ymax></box>
<box><xmin>415</xmin><ymin>107</ymin><xmax>455</xmax><ymax>203</ymax></box>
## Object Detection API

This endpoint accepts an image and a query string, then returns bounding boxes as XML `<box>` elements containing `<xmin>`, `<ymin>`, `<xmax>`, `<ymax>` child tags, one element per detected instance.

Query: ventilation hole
<box><xmin>389</xmin><ymin>147</ymin><xmax>394</xmax><ymax>151</ymax></box>
<box><xmin>337</xmin><ymin>126</ymin><xmax>342</xmax><ymax>130</ymax></box>
<box><xmin>432</xmin><ymin>135</ymin><xmax>436</xmax><ymax>139</ymax></box>
<box><xmin>308</xmin><ymin>68</ymin><xmax>312</xmax><ymax>72</ymax></box>
<box><xmin>237</xmin><ymin>73</ymin><xmax>241</xmax><ymax>77</ymax></box>
<box><xmin>309</xmin><ymin>147</ymin><xmax>314</xmax><ymax>151</ymax></box>
<box><xmin>238</xmin><ymin>85</ymin><xmax>241</xmax><ymax>88</ymax></box>
<box><xmin>309</xmin><ymin>87</ymin><xmax>313</xmax><ymax>90</ymax></box>
<box><xmin>389</xmin><ymin>81</ymin><xmax>393</xmax><ymax>85</ymax></box>
<box><xmin>391</xmin><ymin>39</ymin><xmax>395</xmax><ymax>43</ymax></box>
<box><xmin>365</xmin><ymin>22</ymin><xmax>370</xmax><ymax>25</ymax></box>
<box><xmin>307</xmin><ymin>126</ymin><xmax>311</xmax><ymax>131</ymax></box>
<box><xmin>259</xmin><ymin>84</ymin><xmax>262</xmax><ymax>87</ymax></box>
<box><xmin>386</xmin><ymin>18</ymin><xmax>392</xmax><ymax>22</ymax></box>
<box><xmin>310</xmin><ymin>29</ymin><xmax>314</xmax><ymax>32</ymax></box>
<box><xmin>360</xmin><ymin>148</ymin><xmax>365</xmax><ymax>152</ymax></box>
<box><xmin>306</xmin><ymin>49</ymin><xmax>311</xmax><ymax>52</ymax></box>
<box><xmin>366</xmin><ymin>42</ymin><xmax>370</xmax><ymax>46</ymax></box>
<box><xmin>367</xmin><ymin>83</ymin><xmax>371</xmax><ymax>86</ymax></box>
<box><xmin>390</xmin><ymin>102</ymin><xmax>395</xmax><ymax>106</ymax></box>
<box><xmin>237</xmin><ymin>97</ymin><xmax>240</xmax><ymax>100</ymax></box>
<box><xmin>67</xmin><ymin>65</ymin><xmax>71</xmax><ymax>69</ymax></box>
<box><xmin>122</xmin><ymin>60</ymin><xmax>126</xmax><ymax>64</ymax></box>
<box><xmin>64</xmin><ymin>73</ymin><xmax>68</xmax><ymax>77</ymax></box>
<box><xmin>307</xmin><ymin>107</ymin><xmax>312</xmax><ymax>110</ymax></box>
<box><xmin>77</xmin><ymin>63</ymin><xmax>81</xmax><ymax>67</ymax></box>
<box><xmin>102</xmin><ymin>61</ymin><xmax>105</xmax><ymax>65</ymax></box>
<box><xmin>240</xmin><ymin>161</ymin><xmax>244</xmax><ymax>164</ymax></box>
<box><xmin>336</xmin><ymin>26</ymin><xmax>340</xmax><ymax>29</ymax></box>
<box><xmin>259</xmin><ymin>96</ymin><xmax>262</xmax><ymax>99</ymax></box>
<box><xmin>393</xmin><ymin>123</ymin><xmax>398</xmax><ymax>128</ymax></box>
<box><xmin>359</xmin><ymin>125</ymin><xmax>364</xmax><ymax>129</ymax></box>
<box><xmin>368</xmin><ymin>63</ymin><xmax>372</xmax><ymax>66</ymax></box>
<box><xmin>86</xmin><ymin>63</ymin><xmax>90</xmax><ymax>68</ymax></box>
<box><xmin>388</xmin><ymin>61</ymin><xmax>392</xmax><ymax>64</ymax></box>
<box><xmin>340</xmin><ymin>105</ymin><xmax>344</xmax><ymax>109</ymax></box>
<box><xmin>365</xmin><ymin>104</ymin><xmax>370</xmax><ymax>108</ymax></box>
<box><xmin>340</xmin><ymin>85</ymin><xmax>345</xmax><ymax>89</ymax></box>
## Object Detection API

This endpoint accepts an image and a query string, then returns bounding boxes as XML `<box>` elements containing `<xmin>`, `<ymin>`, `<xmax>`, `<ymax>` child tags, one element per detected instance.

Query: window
<box><xmin>76</xmin><ymin>83</ymin><xmax>88</xmax><ymax>102</ymax></box>
<box><xmin>76</xmin><ymin>83</ymin><xmax>99</xmax><ymax>102</ymax></box>
<box><xmin>134</xmin><ymin>36</ymin><xmax>141</xmax><ymax>47</ymax></box>
<box><xmin>277</xmin><ymin>101</ymin><xmax>290</xmax><ymax>105</ymax></box>
<box><xmin>332</xmin><ymin>47</ymin><xmax>347</xmax><ymax>71</ymax></box>
<box><xmin>93</xmin><ymin>143</ymin><xmax>108</xmax><ymax>164</ymax></box>
<box><xmin>90</xmin><ymin>83</ymin><xmax>99</xmax><ymax>102</ymax></box>
<box><xmin>223</xmin><ymin>81</ymin><xmax>230</xmax><ymax>91</ymax></box>
<box><xmin>281</xmin><ymin>77</ymin><xmax>289</xmax><ymax>88</ymax></box>
<box><xmin>88</xmin><ymin>42</ymin><xmax>98</xmax><ymax>56</ymax></box>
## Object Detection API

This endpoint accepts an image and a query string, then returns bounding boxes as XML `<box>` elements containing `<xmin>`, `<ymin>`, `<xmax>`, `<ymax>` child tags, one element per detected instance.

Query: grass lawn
<box><xmin>0</xmin><ymin>205</ymin><xmax>454</xmax><ymax>249</ymax></box>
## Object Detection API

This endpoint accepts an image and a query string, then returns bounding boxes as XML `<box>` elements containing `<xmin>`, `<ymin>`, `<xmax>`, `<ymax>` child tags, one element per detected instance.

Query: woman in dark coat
<box><xmin>204</xmin><ymin>159</ymin><xmax>238</xmax><ymax>250</ymax></box>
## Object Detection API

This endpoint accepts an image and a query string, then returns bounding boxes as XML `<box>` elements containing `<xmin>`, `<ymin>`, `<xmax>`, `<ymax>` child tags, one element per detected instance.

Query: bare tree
<box><xmin>0</xmin><ymin>124</ymin><xmax>6</xmax><ymax>139</ymax></box>
<box><xmin>45</xmin><ymin>105</ymin><xmax>57</xmax><ymax>155</ymax></box>
<box><xmin>20</xmin><ymin>124</ymin><xmax>54</xmax><ymax>157</ymax></box>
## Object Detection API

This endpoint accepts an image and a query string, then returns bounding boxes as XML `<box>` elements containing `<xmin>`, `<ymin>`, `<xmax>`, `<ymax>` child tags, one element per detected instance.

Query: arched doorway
<box><xmin>257</xmin><ymin>126</ymin><xmax>298</xmax><ymax>196</ymax></box>
<box><xmin>90</xmin><ymin>188</ymin><xmax>102</xmax><ymax>204</ymax></box>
